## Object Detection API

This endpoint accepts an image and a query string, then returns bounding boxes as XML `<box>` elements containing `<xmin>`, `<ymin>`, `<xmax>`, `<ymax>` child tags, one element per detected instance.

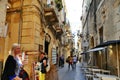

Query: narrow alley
<box><xmin>0</xmin><ymin>0</ymin><xmax>120</xmax><ymax>80</ymax></box>
<box><xmin>58</xmin><ymin>62</ymin><xmax>86</xmax><ymax>80</ymax></box>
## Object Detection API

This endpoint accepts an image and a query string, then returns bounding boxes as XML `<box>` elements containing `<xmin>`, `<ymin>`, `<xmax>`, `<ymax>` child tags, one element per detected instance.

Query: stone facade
<box><xmin>0</xmin><ymin>0</ymin><xmax>7</xmax><ymax>59</ymax></box>
<box><xmin>96</xmin><ymin>1</ymin><xmax>120</xmax><ymax>75</ymax></box>
<box><xmin>62</xmin><ymin>22</ymin><xmax>74</xmax><ymax>58</ymax></box>
<box><xmin>81</xmin><ymin>0</ymin><xmax>120</xmax><ymax>76</ymax></box>
<box><xmin>0</xmin><ymin>0</ymin><xmax>66</xmax><ymax>79</ymax></box>
<box><xmin>0</xmin><ymin>0</ymin><xmax>7</xmax><ymax>78</ymax></box>
<box><xmin>96</xmin><ymin>0</ymin><xmax>120</xmax><ymax>42</ymax></box>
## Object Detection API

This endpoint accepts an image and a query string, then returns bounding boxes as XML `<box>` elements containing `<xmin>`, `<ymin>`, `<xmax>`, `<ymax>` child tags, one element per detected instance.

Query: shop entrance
<box><xmin>45</xmin><ymin>41</ymin><xmax>49</xmax><ymax>55</ymax></box>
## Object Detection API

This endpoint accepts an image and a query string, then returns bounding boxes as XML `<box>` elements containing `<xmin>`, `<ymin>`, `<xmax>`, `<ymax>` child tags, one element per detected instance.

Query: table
<box><xmin>101</xmin><ymin>69</ymin><xmax>110</xmax><ymax>74</ymax></box>
<box><xmin>88</xmin><ymin>68</ymin><xmax>102</xmax><ymax>74</ymax></box>
<box><xmin>96</xmin><ymin>73</ymin><xmax>119</xmax><ymax>80</ymax></box>
<box><xmin>92</xmin><ymin>69</ymin><xmax>101</xmax><ymax>73</ymax></box>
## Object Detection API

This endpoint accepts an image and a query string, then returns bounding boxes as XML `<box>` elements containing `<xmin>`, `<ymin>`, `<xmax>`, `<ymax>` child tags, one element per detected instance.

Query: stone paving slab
<box><xmin>58</xmin><ymin>62</ymin><xmax>86</xmax><ymax>80</ymax></box>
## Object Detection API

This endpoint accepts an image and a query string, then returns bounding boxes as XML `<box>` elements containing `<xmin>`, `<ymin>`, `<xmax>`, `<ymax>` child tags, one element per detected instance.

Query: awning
<box><xmin>87</xmin><ymin>47</ymin><xmax>106</xmax><ymax>53</ymax></box>
<box><xmin>80</xmin><ymin>52</ymin><xmax>87</xmax><ymax>55</ymax></box>
<box><xmin>96</xmin><ymin>40</ymin><xmax>120</xmax><ymax>48</ymax></box>
<box><xmin>80</xmin><ymin>47</ymin><xmax>106</xmax><ymax>55</ymax></box>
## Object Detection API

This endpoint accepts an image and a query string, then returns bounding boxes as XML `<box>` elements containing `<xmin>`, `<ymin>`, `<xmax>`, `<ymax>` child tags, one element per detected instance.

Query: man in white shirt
<box><xmin>73</xmin><ymin>55</ymin><xmax>77</xmax><ymax>69</ymax></box>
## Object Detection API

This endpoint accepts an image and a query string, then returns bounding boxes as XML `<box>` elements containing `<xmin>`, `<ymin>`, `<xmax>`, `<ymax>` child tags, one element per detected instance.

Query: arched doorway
<box><xmin>44</xmin><ymin>33</ymin><xmax>51</xmax><ymax>55</ymax></box>
<box><xmin>90</xmin><ymin>37</ymin><xmax>94</xmax><ymax>48</ymax></box>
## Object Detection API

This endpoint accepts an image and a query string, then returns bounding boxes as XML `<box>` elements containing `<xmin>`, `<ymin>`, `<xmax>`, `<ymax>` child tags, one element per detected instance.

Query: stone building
<box><xmin>77</xmin><ymin>30</ymin><xmax>82</xmax><ymax>61</ymax></box>
<box><xmin>81</xmin><ymin>0</ymin><xmax>120</xmax><ymax>76</ymax></box>
<box><xmin>0</xmin><ymin>0</ymin><xmax>8</xmax><ymax>78</ymax></box>
<box><xmin>0</xmin><ymin>0</ymin><xmax>66</xmax><ymax>79</ymax></box>
<box><xmin>61</xmin><ymin>21</ymin><xmax>74</xmax><ymax>60</ymax></box>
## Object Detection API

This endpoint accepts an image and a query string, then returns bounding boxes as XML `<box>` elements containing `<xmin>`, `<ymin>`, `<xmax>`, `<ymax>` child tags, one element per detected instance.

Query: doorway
<box><xmin>45</xmin><ymin>41</ymin><xmax>49</xmax><ymax>55</ymax></box>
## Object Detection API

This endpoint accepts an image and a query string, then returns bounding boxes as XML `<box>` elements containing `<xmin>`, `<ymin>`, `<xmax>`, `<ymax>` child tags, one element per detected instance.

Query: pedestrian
<box><xmin>67</xmin><ymin>56</ymin><xmax>73</xmax><ymax>70</ymax></box>
<box><xmin>59</xmin><ymin>54</ymin><xmax>64</xmax><ymax>67</ymax></box>
<box><xmin>59</xmin><ymin>56</ymin><xmax>61</xmax><ymax>67</ymax></box>
<box><xmin>73</xmin><ymin>55</ymin><xmax>77</xmax><ymax>69</ymax></box>
<box><xmin>38</xmin><ymin>52</ymin><xmax>48</xmax><ymax>80</ymax></box>
<box><xmin>1</xmin><ymin>43</ymin><xmax>22</xmax><ymax>80</ymax></box>
<box><xmin>61</xmin><ymin>54</ymin><xmax>64</xmax><ymax>67</ymax></box>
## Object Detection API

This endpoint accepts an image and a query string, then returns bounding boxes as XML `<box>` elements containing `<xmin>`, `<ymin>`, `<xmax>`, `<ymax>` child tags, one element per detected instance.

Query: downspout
<box><xmin>106</xmin><ymin>47</ymin><xmax>108</xmax><ymax>69</ymax></box>
<box><xmin>18</xmin><ymin>0</ymin><xmax>23</xmax><ymax>44</ymax></box>
<box><xmin>94</xmin><ymin>0</ymin><xmax>97</xmax><ymax>33</ymax></box>
<box><xmin>116</xmin><ymin>42</ymin><xmax>119</xmax><ymax>77</ymax></box>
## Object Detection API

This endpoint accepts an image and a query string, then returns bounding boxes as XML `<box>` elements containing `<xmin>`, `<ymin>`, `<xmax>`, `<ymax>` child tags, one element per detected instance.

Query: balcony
<box><xmin>55</xmin><ymin>0</ymin><xmax>63</xmax><ymax>11</ymax></box>
<box><xmin>44</xmin><ymin>4</ymin><xmax>59</xmax><ymax>25</ymax></box>
<box><xmin>8</xmin><ymin>0</ymin><xmax>19</xmax><ymax>3</ymax></box>
<box><xmin>62</xmin><ymin>35</ymin><xmax>73</xmax><ymax>47</ymax></box>
<box><xmin>48</xmin><ymin>23</ymin><xmax>63</xmax><ymax>39</ymax></box>
<box><xmin>56</xmin><ymin>25</ymin><xmax>63</xmax><ymax>37</ymax></box>
<box><xmin>62</xmin><ymin>39</ymin><xmax>69</xmax><ymax>47</ymax></box>
<box><xmin>43</xmin><ymin>2</ymin><xmax>63</xmax><ymax>38</ymax></box>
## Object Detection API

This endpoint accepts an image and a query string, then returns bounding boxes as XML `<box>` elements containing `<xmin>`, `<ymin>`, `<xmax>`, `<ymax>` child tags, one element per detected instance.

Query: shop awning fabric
<box><xmin>80</xmin><ymin>47</ymin><xmax>105</xmax><ymax>54</ymax></box>
<box><xmin>95</xmin><ymin>40</ymin><xmax>120</xmax><ymax>48</ymax></box>
<box><xmin>86</xmin><ymin>47</ymin><xmax>106</xmax><ymax>53</ymax></box>
<box><xmin>81</xmin><ymin>40</ymin><xmax>120</xmax><ymax>55</ymax></box>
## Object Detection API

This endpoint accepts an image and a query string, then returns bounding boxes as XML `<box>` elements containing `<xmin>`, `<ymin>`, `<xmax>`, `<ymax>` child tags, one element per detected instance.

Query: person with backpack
<box><xmin>67</xmin><ymin>56</ymin><xmax>73</xmax><ymax>70</ymax></box>
<box><xmin>73</xmin><ymin>55</ymin><xmax>77</xmax><ymax>69</ymax></box>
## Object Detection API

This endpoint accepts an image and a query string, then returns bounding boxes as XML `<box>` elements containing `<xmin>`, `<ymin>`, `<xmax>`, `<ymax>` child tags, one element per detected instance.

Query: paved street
<box><xmin>58</xmin><ymin>62</ymin><xmax>86</xmax><ymax>80</ymax></box>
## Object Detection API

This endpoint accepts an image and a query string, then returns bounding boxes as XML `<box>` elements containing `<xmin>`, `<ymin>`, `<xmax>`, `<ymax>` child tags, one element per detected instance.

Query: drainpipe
<box><xmin>94</xmin><ymin>0</ymin><xmax>97</xmax><ymax>33</ymax></box>
<box><xmin>116</xmin><ymin>42</ymin><xmax>119</xmax><ymax>77</ymax></box>
<box><xmin>18</xmin><ymin>0</ymin><xmax>23</xmax><ymax>44</ymax></box>
<box><xmin>106</xmin><ymin>47</ymin><xmax>108</xmax><ymax>69</ymax></box>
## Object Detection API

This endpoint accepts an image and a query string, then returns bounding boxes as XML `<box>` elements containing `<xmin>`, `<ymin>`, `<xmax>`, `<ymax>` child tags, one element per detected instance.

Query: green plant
<box><xmin>55</xmin><ymin>0</ymin><xmax>63</xmax><ymax>11</ymax></box>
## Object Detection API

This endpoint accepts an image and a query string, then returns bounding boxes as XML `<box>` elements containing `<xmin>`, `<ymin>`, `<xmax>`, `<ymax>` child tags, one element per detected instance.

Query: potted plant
<box><xmin>55</xmin><ymin>0</ymin><xmax>63</xmax><ymax>11</ymax></box>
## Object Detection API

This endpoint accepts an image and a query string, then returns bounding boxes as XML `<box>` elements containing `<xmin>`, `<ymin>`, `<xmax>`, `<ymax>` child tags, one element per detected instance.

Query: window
<box><xmin>99</xmin><ymin>27</ymin><xmax>103</xmax><ymax>44</ymax></box>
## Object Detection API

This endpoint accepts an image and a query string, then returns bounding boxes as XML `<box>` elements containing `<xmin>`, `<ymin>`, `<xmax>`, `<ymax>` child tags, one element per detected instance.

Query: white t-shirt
<box><xmin>73</xmin><ymin>56</ymin><xmax>77</xmax><ymax>62</ymax></box>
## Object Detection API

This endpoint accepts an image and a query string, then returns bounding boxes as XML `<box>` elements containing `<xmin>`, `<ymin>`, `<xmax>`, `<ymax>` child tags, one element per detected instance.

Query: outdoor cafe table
<box><xmin>88</xmin><ymin>68</ymin><xmax>110</xmax><ymax>74</ymax></box>
<box><xmin>88</xmin><ymin>68</ymin><xmax>101</xmax><ymax>73</ymax></box>
<box><xmin>96</xmin><ymin>73</ymin><xmax>119</xmax><ymax>80</ymax></box>
<box><xmin>101</xmin><ymin>69</ymin><xmax>110</xmax><ymax>74</ymax></box>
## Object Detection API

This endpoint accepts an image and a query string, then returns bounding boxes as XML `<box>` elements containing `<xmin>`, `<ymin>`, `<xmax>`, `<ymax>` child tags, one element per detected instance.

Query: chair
<box><xmin>93</xmin><ymin>78</ymin><xmax>101</xmax><ymax>80</ymax></box>
<box><xmin>85</xmin><ymin>74</ymin><xmax>94</xmax><ymax>80</ymax></box>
